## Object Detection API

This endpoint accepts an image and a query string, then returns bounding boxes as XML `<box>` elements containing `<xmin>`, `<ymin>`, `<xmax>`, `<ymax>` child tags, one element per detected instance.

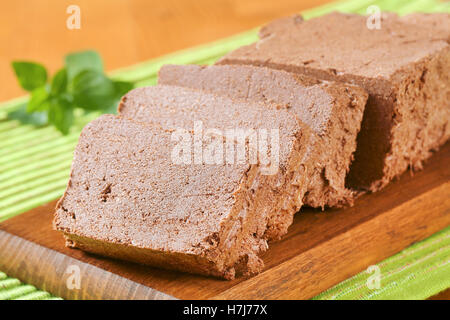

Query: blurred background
<box><xmin>0</xmin><ymin>0</ymin><xmax>331</xmax><ymax>101</ymax></box>
<box><xmin>1</xmin><ymin>0</ymin><xmax>449</xmax><ymax>301</ymax></box>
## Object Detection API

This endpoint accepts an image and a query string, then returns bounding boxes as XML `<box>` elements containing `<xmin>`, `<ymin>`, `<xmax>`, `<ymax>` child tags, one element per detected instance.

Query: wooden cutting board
<box><xmin>1</xmin><ymin>143</ymin><xmax>449</xmax><ymax>300</ymax></box>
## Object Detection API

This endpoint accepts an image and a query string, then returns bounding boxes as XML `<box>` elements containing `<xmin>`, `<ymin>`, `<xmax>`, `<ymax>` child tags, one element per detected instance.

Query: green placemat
<box><xmin>315</xmin><ymin>226</ymin><xmax>450</xmax><ymax>300</ymax></box>
<box><xmin>0</xmin><ymin>272</ymin><xmax>62</xmax><ymax>300</ymax></box>
<box><xmin>0</xmin><ymin>0</ymin><xmax>449</xmax><ymax>300</ymax></box>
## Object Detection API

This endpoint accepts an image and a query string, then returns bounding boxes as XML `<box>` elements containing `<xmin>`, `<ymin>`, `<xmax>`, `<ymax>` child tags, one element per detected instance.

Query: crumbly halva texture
<box><xmin>55</xmin><ymin>85</ymin><xmax>322</xmax><ymax>278</ymax></box>
<box><xmin>55</xmin><ymin>11</ymin><xmax>449</xmax><ymax>280</ymax></box>
<box><xmin>219</xmin><ymin>12</ymin><xmax>450</xmax><ymax>192</ymax></box>
<box><xmin>54</xmin><ymin>115</ymin><xmax>261</xmax><ymax>279</ymax></box>
<box><xmin>118</xmin><ymin>85</ymin><xmax>325</xmax><ymax>240</ymax></box>
<box><xmin>158</xmin><ymin>64</ymin><xmax>368</xmax><ymax>207</ymax></box>
<box><xmin>399</xmin><ymin>12</ymin><xmax>450</xmax><ymax>42</ymax></box>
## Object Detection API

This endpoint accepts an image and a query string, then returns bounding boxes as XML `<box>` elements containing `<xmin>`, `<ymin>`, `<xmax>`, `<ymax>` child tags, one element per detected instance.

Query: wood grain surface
<box><xmin>0</xmin><ymin>0</ymin><xmax>332</xmax><ymax>101</ymax></box>
<box><xmin>1</xmin><ymin>143</ymin><xmax>449</xmax><ymax>300</ymax></box>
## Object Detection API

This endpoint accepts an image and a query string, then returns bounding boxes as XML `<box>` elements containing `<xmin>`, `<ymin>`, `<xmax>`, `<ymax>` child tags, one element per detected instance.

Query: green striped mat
<box><xmin>0</xmin><ymin>272</ymin><xmax>62</xmax><ymax>300</ymax></box>
<box><xmin>0</xmin><ymin>0</ymin><xmax>449</xmax><ymax>300</ymax></box>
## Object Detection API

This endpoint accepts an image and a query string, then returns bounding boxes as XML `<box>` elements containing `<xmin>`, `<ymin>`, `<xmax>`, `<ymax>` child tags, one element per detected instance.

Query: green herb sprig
<box><xmin>8</xmin><ymin>50</ymin><xmax>134</xmax><ymax>134</ymax></box>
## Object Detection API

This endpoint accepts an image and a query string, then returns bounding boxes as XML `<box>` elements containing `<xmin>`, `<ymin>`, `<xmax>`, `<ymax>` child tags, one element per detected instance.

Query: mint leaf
<box><xmin>70</xmin><ymin>70</ymin><xmax>116</xmax><ymax>110</ymax></box>
<box><xmin>27</xmin><ymin>86</ymin><xmax>50</xmax><ymax>112</ymax></box>
<box><xmin>99</xmin><ymin>81</ymin><xmax>134</xmax><ymax>114</ymax></box>
<box><xmin>50</xmin><ymin>68</ymin><xmax>68</xmax><ymax>96</ymax></box>
<box><xmin>48</xmin><ymin>96</ymin><xmax>74</xmax><ymax>135</ymax></box>
<box><xmin>12</xmin><ymin>61</ymin><xmax>48</xmax><ymax>91</ymax></box>
<box><xmin>65</xmin><ymin>50</ymin><xmax>103</xmax><ymax>80</ymax></box>
<box><xmin>8</xmin><ymin>103</ymin><xmax>48</xmax><ymax>126</ymax></box>
<box><xmin>113</xmin><ymin>80</ymin><xmax>134</xmax><ymax>98</ymax></box>
<box><xmin>103</xmin><ymin>102</ymin><xmax>119</xmax><ymax>115</ymax></box>
<box><xmin>10</xmin><ymin>50</ymin><xmax>131</xmax><ymax>134</ymax></box>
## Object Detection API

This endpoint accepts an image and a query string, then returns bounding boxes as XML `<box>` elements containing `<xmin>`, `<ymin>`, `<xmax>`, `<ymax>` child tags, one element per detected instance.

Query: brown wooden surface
<box><xmin>1</xmin><ymin>143</ymin><xmax>449</xmax><ymax>300</ymax></box>
<box><xmin>0</xmin><ymin>0</ymin><xmax>332</xmax><ymax>101</ymax></box>
<box><xmin>0</xmin><ymin>230</ymin><xmax>175</xmax><ymax>300</ymax></box>
<box><xmin>429</xmin><ymin>288</ymin><xmax>450</xmax><ymax>300</ymax></box>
